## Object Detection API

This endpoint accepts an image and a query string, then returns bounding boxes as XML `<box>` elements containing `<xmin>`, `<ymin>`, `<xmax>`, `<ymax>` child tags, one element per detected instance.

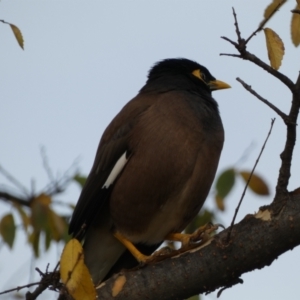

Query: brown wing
<box><xmin>69</xmin><ymin>95</ymin><xmax>155</xmax><ymax>237</ymax></box>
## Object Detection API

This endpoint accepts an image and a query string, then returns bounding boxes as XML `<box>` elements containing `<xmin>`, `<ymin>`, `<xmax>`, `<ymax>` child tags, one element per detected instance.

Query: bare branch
<box><xmin>236</xmin><ymin>77</ymin><xmax>288</xmax><ymax>121</ymax></box>
<box><xmin>0</xmin><ymin>191</ymin><xmax>31</xmax><ymax>207</ymax></box>
<box><xmin>0</xmin><ymin>282</ymin><xmax>40</xmax><ymax>296</ymax></box>
<box><xmin>226</xmin><ymin>119</ymin><xmax>275</xmax><ymax>242</ymax></box>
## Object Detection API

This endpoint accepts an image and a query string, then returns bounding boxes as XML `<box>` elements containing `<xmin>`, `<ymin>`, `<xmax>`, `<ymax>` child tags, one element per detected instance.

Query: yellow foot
<box><xmin>166</xmin><ymin>223</ymin><xmax>223</xmax><ymax>250</ymax></box>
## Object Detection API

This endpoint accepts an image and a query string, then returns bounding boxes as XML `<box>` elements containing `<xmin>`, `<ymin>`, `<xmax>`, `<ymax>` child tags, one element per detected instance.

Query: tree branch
<box><xmin>236</xmin><ymin>77</ymin><xmax>288</xmax><ymax>121</ymax></box>
<box><xmin>220</xmin><ymin>7</ymin><xmax>300</xmax><ymax>203</ymax></box>
<box><xmin>274</xmin><ymin>73</ymin><xmax>300</xmax><ymax>201</ymax></box>
<box><xmin>96</xmin><ymin>192</ymin><xmax>300</xmax><ymax>300</ymax></box>
<box><xmin>0</xmin><ymin>191</ymin><xmax>31</xmax><ymax>207</ymax></box>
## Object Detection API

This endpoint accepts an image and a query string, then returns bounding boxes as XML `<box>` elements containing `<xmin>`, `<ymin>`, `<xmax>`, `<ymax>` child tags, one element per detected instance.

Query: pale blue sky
<box><xmin>1</xmin><ymin>1</ymin><xmax>300</xmax><ymax>299</ymax></box>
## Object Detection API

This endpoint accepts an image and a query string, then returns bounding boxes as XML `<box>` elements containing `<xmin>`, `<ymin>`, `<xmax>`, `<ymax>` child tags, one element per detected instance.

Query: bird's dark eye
<box><xmin>201</xmin><ymin>72</ymin><xmax>206</xmax><ymax>81</ymax></box>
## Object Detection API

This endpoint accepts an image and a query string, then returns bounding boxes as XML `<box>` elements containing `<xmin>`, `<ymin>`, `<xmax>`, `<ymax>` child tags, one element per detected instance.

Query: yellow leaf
<box><xmin>264</xmin><ymin>28</ymin><xmax>285</xmax><ymax>70</ymax></box>
<box><xmin>9</xmin><ymin>23</ymin><xmax>24</xmax><ymax>50</ymax></box>
<box><xmin>14</xmin><ymin>203</ymin><xmax>30</xmax><ymax>231</ymax></box>
<box><xmin>291</xmin><ymin>5</ymin><xmax>300</xmax><ymax>46</ymax></box>
<box><xmin>34</xmin><ymin>193</ymin><xmax>52</xmax><ymax>206</ymax></box>
<box><xmin>60</xmin><ymin>239</ymin><xmax>96</xmax><ymax>300</ymax></box>
<box><xmin>259</xmin><ymin>0</ymin><xmax>287</xmax><ymax>27</ymax></box>
<box><xmin>215</xmin><ymin>194</ymin><xmax>225</xmax><ymax>211</ymax></box>
<box><xmin>239</xmin><ymin>171</ymin><xmax>270</xmax><ymax>196</ymax></box>
<box><xmin>263</xmin><ymin>0</ymin><xmax>287</xmax><ymax>18</ymax></box>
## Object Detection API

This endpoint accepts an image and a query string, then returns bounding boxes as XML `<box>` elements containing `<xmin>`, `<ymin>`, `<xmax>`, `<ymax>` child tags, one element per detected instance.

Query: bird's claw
<box><xmin>180</xmin><ymin>222</ymin><xmax>224</xmax><ymax>250</ymax></box>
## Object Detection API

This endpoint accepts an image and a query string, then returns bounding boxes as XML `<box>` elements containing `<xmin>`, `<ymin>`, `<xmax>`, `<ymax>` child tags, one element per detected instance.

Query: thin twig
<box><xmin>43</xmin><ymin>156</ymin><xmax>80</xmax><ymax>196</ymax></box>
<box><xmin>0</xmin><ymin>282</ymin><xmax>41</xmax><ymax>295</ymax></box>
<box><xmin>236</xmin><ymin>77</ymin><xmax>289</xmax><ymax>121</ymax></box>
<box><xmin>40</xmin><ymin>146</ymin><xmax>55</xmax><ymax>185</ymax></box>
<box><xmin>226</xmin><ymin>119</ymin><xmax>275</xmax><ymax>242</ymax></box>
<box><xmin>0</xmin><ymin>165</ymin><xmax>29</xmax><ymax>196</ymax></box>
<box><xmin>0</xmin><ymin>20</ymin><xmax>10</xmax><ymax>25</ymax></box>
<box><xmin>220</xmin><ymin>36</ymin><xmax>237</xmax><ymax>47</ymax></box>
<box><xmin>232</xmin><ymin>7</ymin><xmax>242</xmax><ymax>43</ymax></box>
<box><xmin>220</xmin><ymin>53</ymin><xmax>241</xmax><ymax>58</ymax></box>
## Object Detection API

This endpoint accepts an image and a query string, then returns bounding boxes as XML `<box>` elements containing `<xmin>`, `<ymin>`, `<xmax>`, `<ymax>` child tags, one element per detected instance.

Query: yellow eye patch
<box><xmin>192</xmin><ymin>69</ymin><xmax>206</xmax><ymax>83</ymax></box>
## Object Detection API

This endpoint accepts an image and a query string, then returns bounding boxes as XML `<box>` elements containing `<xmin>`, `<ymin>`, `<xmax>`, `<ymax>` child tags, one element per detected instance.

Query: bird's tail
<box><xmin>84</xmin><ymin>225</ymin><xmax>126</xmax><ymax>285</ymax></box>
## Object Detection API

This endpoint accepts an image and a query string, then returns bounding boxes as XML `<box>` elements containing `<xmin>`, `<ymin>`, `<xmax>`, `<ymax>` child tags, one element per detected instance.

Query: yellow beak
<box><xmin>209</xmin><ymin>80</ymin><xmax>231</xmax><ymax>91</ymax></box>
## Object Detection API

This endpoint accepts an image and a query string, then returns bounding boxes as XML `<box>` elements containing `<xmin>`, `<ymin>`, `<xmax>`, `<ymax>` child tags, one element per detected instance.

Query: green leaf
<box><xmin>239</xmin><ymin>171</ymin><xmax>270</xmax><ymax>196</ymax></box>
<box><xmin>30</xmin><ymin>193</ymin><xmax>52</xmax><ymax>231</ymax></box>
<box><xmin>48</xmin><ymin>209</ymin><xmax>67</xmax><ymax>242</ymax></box>
<box><xmin>73</xmin><ymin>174</ymin><xmax>87</xmax><ymax>188</ymax></box>
<box><xmin>29</xmin><ymin>230</ymin><xmax>40</xmax><ymax>257</ymax></box>
<box><xmin>0</xmin><ymin>213</ymin><xmax>16</xmax><ymax>248</ymax></box>
<box><xmin>45</xmin><ymin>227</ymin><xmax>52</xmax><ymax>251</ymax></box>
<box><xmin>215</xmin><ymin>168</ymin><xmax>235</xmax><ymax>199</ymax></box>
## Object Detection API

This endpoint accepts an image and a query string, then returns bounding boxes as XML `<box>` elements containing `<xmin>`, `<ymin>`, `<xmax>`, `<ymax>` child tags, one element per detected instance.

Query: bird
<box><xmin>69</xmin><ymin>58</ymin><xmax>230</xmax><ymax>285</ymax></box>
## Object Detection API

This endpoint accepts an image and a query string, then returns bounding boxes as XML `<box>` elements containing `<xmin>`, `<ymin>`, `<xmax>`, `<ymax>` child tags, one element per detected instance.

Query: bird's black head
<box><xmin>145</xmin><ymin>58</ymin><xmax>230</xmax><ymax>93</ymax></box>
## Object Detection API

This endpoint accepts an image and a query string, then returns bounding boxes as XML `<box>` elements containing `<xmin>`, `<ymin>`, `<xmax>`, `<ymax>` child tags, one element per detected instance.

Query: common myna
<box><xmin>69</xmin><ymin>58</ymin><xmax>230</xmax><ymax>285</ymax></box>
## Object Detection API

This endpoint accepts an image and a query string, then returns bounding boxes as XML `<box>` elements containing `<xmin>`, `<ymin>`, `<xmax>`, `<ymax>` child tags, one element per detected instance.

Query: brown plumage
<box><xmin>69</xmin><ymin>58</ymin><xmax>230</xmax><ymax>285</ymax></box>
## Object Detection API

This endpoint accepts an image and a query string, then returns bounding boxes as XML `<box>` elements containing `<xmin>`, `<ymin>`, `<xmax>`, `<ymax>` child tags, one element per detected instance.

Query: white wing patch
<box><xmin>102</xmin><ymin>152</ymin><xmax>128</xmax><ymax>188</ymax></box>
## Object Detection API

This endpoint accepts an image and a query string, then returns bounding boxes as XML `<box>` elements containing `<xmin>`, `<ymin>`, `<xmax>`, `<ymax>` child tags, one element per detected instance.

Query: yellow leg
<box><xmin>113</xmin><ymin>232</ymin><xmax>149</xmax><ymax>262</ymax></box>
